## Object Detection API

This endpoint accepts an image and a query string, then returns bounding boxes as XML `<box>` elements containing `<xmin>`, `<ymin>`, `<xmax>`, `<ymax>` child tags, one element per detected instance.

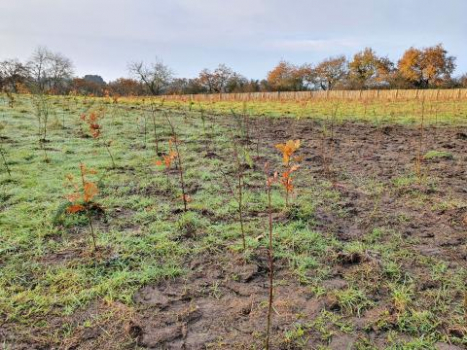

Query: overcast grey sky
<box><xmin>1</xmin><ymin>0</ymin><xmax>466</xmax><ymax>81</ymax></box>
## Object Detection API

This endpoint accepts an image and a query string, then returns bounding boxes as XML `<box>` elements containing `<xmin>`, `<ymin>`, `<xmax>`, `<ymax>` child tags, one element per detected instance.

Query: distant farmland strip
<box><xmin>157</xmin><ymin>89</ymin><xmax>467</xmax><ymax>102</ymax></box>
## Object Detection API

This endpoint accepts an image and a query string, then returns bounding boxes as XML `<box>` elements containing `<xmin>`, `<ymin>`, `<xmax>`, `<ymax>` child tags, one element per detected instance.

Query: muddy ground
<box><xmin>3</xmin><ymin>117</ymin><xmax>467</xmax><ymax>349</ymax></box>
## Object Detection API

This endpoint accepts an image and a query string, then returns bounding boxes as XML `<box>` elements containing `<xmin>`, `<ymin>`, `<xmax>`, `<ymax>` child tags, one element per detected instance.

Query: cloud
<box><xmin>266</xmin><ymin>38</ymin><xmax>360</xmax><ymax>52</ymax></box>
<box><xmin>0</xmin><ymin>0</ymin><xmax>465</xmax><ymax>79</ymax></box>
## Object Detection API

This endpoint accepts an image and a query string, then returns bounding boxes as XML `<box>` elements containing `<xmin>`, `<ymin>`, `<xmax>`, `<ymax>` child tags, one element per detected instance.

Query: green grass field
<box><xmin>147</xmin><ymin>97</ymin><xmax>467</xmax><ymax>126</ymax></box>
<box><xmin>1</xmin><ymin>94</ymin><xmax>466</xmax><ymax>349</ymax></box>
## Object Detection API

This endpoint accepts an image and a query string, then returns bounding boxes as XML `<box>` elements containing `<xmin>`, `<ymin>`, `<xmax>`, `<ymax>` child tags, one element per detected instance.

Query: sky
<box><xmin>1</xmin><ymin>0</ymin><xmax>466</xmax><ymax>82</ymax></box>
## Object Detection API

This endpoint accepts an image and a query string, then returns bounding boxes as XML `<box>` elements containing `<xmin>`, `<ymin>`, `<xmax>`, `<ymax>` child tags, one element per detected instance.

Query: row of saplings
<box><xmin>65</xmin><ymin>109</ymin><xmax>302</xmax><ymax>349</ymax></box>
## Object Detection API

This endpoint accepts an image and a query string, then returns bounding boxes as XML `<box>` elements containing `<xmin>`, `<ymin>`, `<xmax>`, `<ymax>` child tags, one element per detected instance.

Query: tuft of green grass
<box><xmin>423</xmin><ymin>150</ymin><xmax>454</xmax><ymax>160</ymax></box>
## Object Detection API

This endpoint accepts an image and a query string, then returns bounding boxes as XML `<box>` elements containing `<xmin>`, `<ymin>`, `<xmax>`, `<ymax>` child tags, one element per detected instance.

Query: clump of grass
<box><xmin>423</xmin><ymin>150</ymin><xmax>454</xmax><ymax>160</ymax></box>
<box><xmin>390</xmin><ymin>283</ymin><xmax>414</xmax><ymax>317</ymax></box>
<box><xmin>333</xmin><ymin>287</ymin><xmax>372</xmax><ymax>316</ymax></box>
<box><xmin>177</xmin><ymin>211</ymin><xmax>205</xmax><ymax>239</ymax></box>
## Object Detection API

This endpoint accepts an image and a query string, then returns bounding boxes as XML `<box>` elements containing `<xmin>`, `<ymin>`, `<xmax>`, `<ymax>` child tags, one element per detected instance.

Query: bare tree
<box><xmin>27</xmin><ymin>46</ymin><xmax>50</xmax><ymax>93</ymax></box>
<box><xmin>167</xmin><ymin>78</ymin><xmax>190</xmax><ymax>95</ymax></box>
<box><xmin>198</xmin><ymin>64</ymin><xmax>234</xmax><ymax>93</ymax></box>
<box><xmin>198</xmin><ymin>69</ymin><xmax>215</xmax><ymax>93</ymax></box>
<box><xmin>27</xmin><ymin>46</ymin><xmax>74</xmax><ymax>94</ymax></box>
<box><xmin>0</xmin><ymin>59</ymin><xmax>28</xmax><ymax>92</ymax></box>
<box><xmin>108</xmin><ymin>78</ymin><xmax>145</xmax><ymax>96</ymax></box>
<box><xmin>459</xmin><ymin>73</ymin><xmax>467</xmax><ymax>88</ymax></box>
<box><xmin>48</xmin><ymin>52</ymin><xmax>74</xmax><ymax>92</ymax></box>
<box><xmin>225</xmin><ymin>73</ymin><xmax>249</xmax><ymax>92</ymax></box>
<box><xmin>167</xmin><ymin>78</ymin><xmax>207</xmax><ymax>94</ymax></box>
<box><xmin>128</xmin><ymin>58</ymin><xmax>173</xmax><ymax>95</ymax></box>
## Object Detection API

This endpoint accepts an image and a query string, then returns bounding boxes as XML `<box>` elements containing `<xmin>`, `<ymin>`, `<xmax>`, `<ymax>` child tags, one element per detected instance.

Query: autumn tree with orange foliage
<box><xmin>72</xmin><ymin>77</ymin><xmax>105</xmax><ymax>96</ymax></box>
<box><xmin>312</xmin><ymin>56</ymin><xmax>348</xmax><ymax>90</ymax></box>
<box><xmin>398</xmin><ymin>44</ymin><xmax>456</xmax><ymax>88</ymax></box>
<box><xmin>348</xmin><ymin>48</ymin><xmax>395</xmax><ymax>89</ymax></box>
<box><xmin>128</xmin><ymin>59</ymin><xmax>173</xmax><ymax>95</ymax></box>
<box><xmin>267</xmin><ymin>60</ymin><xmax>311</xmax><ymax>91</ymax></box>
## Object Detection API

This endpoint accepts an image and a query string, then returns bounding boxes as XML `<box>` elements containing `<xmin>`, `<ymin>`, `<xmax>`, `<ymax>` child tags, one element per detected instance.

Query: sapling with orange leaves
<box><xmin>155</xmin><ymin>137</ymin><xmax>177</xmax><ymax>188</ymax></box>
<box><xmin>154</xmin><ymin>115</ymin><xmax>189</xmax><ymax>211</ymax></box>
<box><xmin>81</xmin><ymin>111</ymin><xmax>116</xmax><ymax>168</ymax></box>
<box><xmin>65</xmin><ymin>163</ymin><xmax>100</xmax><ymax>253</ymax></box>
<box><xmin>155</xmin><ymin>138</ymin><xmax>177</xmax><ymax>169</ymax></box>
<box><xmin>275</xmin><ymin>139</ymin><xmax>301</xmax><ymax>206</ymax></box>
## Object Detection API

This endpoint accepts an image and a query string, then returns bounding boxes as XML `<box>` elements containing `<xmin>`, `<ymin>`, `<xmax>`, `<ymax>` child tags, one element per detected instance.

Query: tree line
<box><xmin>1</xmin><ymin>44</ymin><xmax>466</xmax><ymax>97</ymax></box>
